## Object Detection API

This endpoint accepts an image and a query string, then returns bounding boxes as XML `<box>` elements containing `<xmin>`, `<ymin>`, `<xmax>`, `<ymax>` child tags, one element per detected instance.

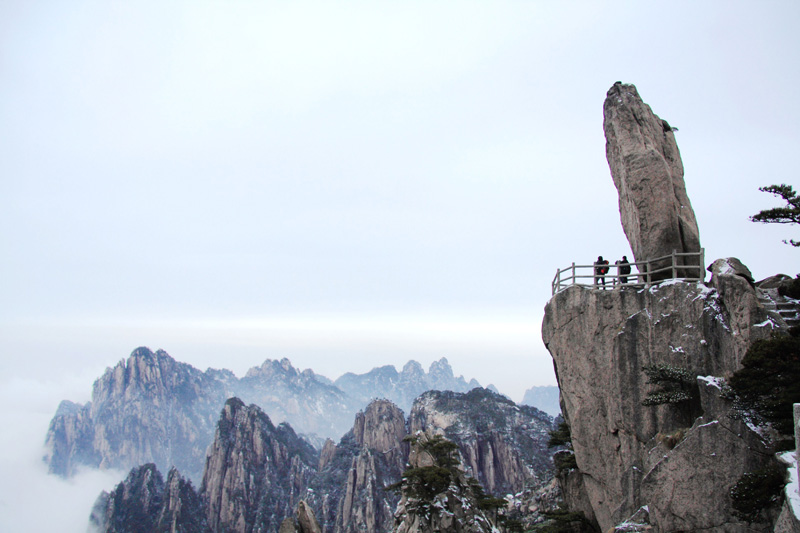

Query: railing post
<box><xmin>556</xmin><ymin>267</ymin><xmax>561</xmax><ymax>293</ymax></box>
<box><xmin>672</xmin><ymin>249</ymin><xmax>677</xmax><ymax>279</ymax></box>
<box><xmin>572</xmin><ymin>262</ymin><xmax>576</xmax><ymax>287</ymax></box>
<box><xmin>700</xmin><ymin>248</ymin><xmax>705</xmax><ymax>281</ymax></box>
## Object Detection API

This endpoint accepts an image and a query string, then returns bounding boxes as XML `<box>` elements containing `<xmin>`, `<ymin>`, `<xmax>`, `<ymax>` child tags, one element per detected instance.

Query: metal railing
<box><xmin>551</xmin><ymin>249</ymin><xmax>705</xmax><ymax>295</ymax></box>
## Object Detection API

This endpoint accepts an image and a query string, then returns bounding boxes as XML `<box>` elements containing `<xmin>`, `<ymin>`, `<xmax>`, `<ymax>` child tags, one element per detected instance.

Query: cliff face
<box><xmin>201</xmin><ymin>398</ymin><xmax>318</xmax><ymax>533</ymax></box>
<box><xmin>45</xmin><ymin>347</ymin><xmax>227</xmax><ymax>481</ymax></box>
<box><xmin>307</xmin><ymin>399</ymin><xmax>409</xmax><ymax>533</ymax></box>
<box><xmin>542</xmin><ymin>272</ymin><xmax>780</xmax><ymax>531</ymax></box>
<box><xmin>390</xmin><ymin>434</ymin><xmax>499</xmax><ymax>533</ymax></box>
<box><xmin>90</xmin><ymin>391</ymin><xmax>557</xmax><ymax>532</ymax></box>
<box><xmin>409</xmin><ymin>388</ymin><xmax>555</xmax><ymax>497</ymax></box>
<box><xmin>604</xmin><ymin>82</ymin><xmax>701</xmax><ymax>277</ymax></box>
<box><xmin>89</xmin><ymin>464</ymin><xmax>204</xmax><ymax>533</ymax></box>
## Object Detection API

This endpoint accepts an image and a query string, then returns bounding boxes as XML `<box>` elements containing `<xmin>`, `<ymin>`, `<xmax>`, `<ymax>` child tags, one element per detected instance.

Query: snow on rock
<box><xmin>779</xmin><ymin>451</ymin><xmax>800</xmax><ymax>521</ymax></box>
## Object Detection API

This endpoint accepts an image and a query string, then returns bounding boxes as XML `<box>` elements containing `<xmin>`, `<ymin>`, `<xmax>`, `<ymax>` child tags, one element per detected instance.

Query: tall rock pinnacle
<box><xmin>603</xmin><ymin>82</ymin><xmax>702</xmax><ymax>279</ymax></box>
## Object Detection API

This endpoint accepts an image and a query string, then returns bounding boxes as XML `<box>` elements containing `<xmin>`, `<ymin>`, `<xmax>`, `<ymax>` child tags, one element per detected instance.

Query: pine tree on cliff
<box><xmin>750</xmin><ymin>183</ymin><xmax>800</xmax><ymax>246</ymax></box>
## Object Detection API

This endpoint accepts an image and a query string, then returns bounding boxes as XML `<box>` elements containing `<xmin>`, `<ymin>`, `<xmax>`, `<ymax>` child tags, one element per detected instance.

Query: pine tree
<box><xmin>750</xmin><ymin>184</ymin><xmax>800</xmax><ymax>247</ymax></box>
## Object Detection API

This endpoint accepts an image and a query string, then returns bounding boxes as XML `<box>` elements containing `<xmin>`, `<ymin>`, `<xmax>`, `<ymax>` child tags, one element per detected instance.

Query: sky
<box><xmin>1</xmin><ymin>1</ymin><xmax>799</xmax><ymax>530</ymax></box>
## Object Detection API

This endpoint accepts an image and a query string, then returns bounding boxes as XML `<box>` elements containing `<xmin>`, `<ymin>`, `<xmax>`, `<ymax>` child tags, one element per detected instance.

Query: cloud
<box><xmin>0</xmin><ymin>383</ymin><xmax>123</xmax><ymax>532</ymax></box>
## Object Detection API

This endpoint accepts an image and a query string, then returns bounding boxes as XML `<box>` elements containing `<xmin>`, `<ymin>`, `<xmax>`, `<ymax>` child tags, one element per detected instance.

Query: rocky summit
<box><xmin>409</xmin><ymin>388</ymin><xmax>554</xmax><ymax>498</ymax></box>
<box><xmin>45</xmin><ymin>349</ymin><xmax>485</xmax><ymax>484</ymax></box>
<box><xmin>604</xmin><ymin>82</ymin><xmax>702</xmax><ymax>279</ymax></box>
<box><xmin>90</xmin><ymin>389</ymin><xmax>559</xmax><ymax>532</ymax></box>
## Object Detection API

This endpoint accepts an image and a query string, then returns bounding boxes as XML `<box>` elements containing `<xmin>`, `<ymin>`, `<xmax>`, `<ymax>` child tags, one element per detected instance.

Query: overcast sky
<box><xmin>1</xmin><ymin>2</ymin><xmax>799</xmax><ymax>529</ymax></box>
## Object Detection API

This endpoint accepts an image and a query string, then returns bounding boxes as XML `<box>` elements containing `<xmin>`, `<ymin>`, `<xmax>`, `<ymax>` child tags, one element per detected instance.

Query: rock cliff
<box><xmin>306</xmin><ymin>399</ymin><xmax>408</xmax><ymax>533</ymax></box>
<box><xmin>89</xmin><ymin>390</ymin><xmax>558</xmax><ymax>532</ymax></box>
<box><xmin>201</xmin><ymin>398</ymin><xmax>318</xmax><ymax>533</ymax></box>
<box><xmin>45</xmin><ymin>347</ymin><xmax>227</xmax><ymax>481</ymax></box>
<box><xmin>89</xmin><ymin>464</ymin><xmax>204</xmax><ymax>533</ymax></box>
<box><xmin>604</xmin><ymin>82</ymin><xmax>701</xmax><ymax>278</ymax></box>
<box><xmin>390</xmin><ymin>433</ymin><xmax>500</xmax><ymax>533</ymax></box>
<box><xmin>409</xmin><ymin>388</ymin><xmax>555</xmax><ymax>498</ymax></box>
<box><xmin>543</xmin><ymin>271</ymin><xmax>782</xmax><ymax>531</ymax></box>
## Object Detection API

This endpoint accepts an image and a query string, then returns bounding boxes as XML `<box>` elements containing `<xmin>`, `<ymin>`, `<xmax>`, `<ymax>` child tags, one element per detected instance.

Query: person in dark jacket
<box><xmin>594</xmin><ymin>256</ymin><xmax>609</xmax><ymax>288</ymax></box>
<box><xmin>618</xmin><ymin>255</ymin><xmax>631</xmax><ymax>284</ymax></box>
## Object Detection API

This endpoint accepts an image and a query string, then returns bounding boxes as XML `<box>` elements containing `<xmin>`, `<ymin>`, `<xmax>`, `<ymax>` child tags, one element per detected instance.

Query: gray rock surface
<box><xmin>391</xmin><ymin>434</ymin><xmax>499</xmax><ymax>533</ymax></box>
<box><xmin>45</xmin><ymin>347</ymin><xmax>227</xmax><ymax>481</ymax></box>
<box><xmin>542</xmin><ymin>273</ymin><xmax>780</xmax><ymax>531</ymax></box>
<box><xmin>603</xmin><ymin>82</ymin><xmax>701</xmax><ymax>279</ymax></box>
<box><xmin>707</xmin><ymin>257</ymin><xmax>755</xmax><ymax>284</ymax></box>
<box><xmin>201</xmin><ymin>398</ymin><xmax>318</xmax><ymax>533</ymax></box>
<box><xmin>409</xmin><ymin>388</ymin><xmax>555</xmax><ymax>497</ymax></box>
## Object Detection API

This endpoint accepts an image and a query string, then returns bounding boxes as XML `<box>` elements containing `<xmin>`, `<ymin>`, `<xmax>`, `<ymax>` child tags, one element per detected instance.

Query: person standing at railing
<box><xmin>618</xmin><ymin>255</ymin><xmax>631</xmax><ymax>284</ymax></box>
<box><xmin>594</xmin><ymin>256</ymin><xmax>609</xmax><ymax>289</ymax></box>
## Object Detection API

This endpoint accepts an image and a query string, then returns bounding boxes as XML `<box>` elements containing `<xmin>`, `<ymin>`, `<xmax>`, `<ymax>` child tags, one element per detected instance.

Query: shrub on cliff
<box><xmin>641</xmin><ymin>364</ymin><xmax>696</xmax><ymax>406</ymax></box>
<box><xmin>730</xmin><ymin>464</ymin><xmax>785</xmax><ymax>523</ymax></box>
<box><xmin>728</xmin><ymin>331</ymin><xmax>800</xmax><ymax>448</ymax></box>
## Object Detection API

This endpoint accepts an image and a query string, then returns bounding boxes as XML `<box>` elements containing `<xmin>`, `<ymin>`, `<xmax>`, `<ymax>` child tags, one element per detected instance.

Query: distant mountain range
<box><xmin>521</xmin><ymin>385</ymin><xmax>561</xmax><ymax>417</ymax></box>
<box><xmin>45</xmin><ymin>347</ymin><xmax>557</xmax><ymax>483</ymax></box>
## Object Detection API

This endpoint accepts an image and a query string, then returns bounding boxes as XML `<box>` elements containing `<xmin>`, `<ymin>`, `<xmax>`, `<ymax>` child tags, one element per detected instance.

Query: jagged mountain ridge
<box><xmin>45</xmin><ymin>347</ymin><xmax>490</xmax><ymax>483</ymax></box>
<box><xmin>521</xmin><ymin>385</ymin><xmax>561</xmax><ymax>418</ymax></box>
<box><xmin>334</xmin><ymin>358</ymin><xmax>481</xmax><ymax>414</ymax></box>
<box><xmin>91</xmin><ymin>389</ymin><xmax>558</xmax><ymax>533</ymax></box>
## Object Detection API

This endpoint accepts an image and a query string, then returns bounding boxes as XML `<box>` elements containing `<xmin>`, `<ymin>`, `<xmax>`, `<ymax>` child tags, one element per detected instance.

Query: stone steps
<box><xmin>757</xmin><ymin>288</ymin><xmax>800</xmax><ymax>328</ymax></box>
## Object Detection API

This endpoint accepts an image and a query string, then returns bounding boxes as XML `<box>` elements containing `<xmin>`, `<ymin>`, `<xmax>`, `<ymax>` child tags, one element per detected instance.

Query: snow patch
<box><xmin>778</xmin><ymin>451</ymin><xmax>799</xmax><ymax>520</ymax></box>
<box><xmin>697</xmin><ymin>375</ymin><xmax>724</xmax><ymax>390</ymax></box>
<box><xmin>754</xmin><ymin>318</ymin><xmax>779</xmax><ymax>329</ymax></box>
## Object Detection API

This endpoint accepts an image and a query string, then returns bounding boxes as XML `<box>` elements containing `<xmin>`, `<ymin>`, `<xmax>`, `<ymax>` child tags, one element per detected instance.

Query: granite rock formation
<box><xmin>45</xmin><ymin>349</ymin><xmax>485</xmax><ymax>483</ymax></box>
<box><xmin>45</xmin><ymin>347</ymin><xmax>228</xmax><ymax>481</ymax></box>
<box><xmin>305</xmin><ymin>399</ymin><xmax>409</xmax><ymax>533</ymax></box>
<box><xmin>390</xmin><ymin>433</ymin><xmax>499</xmax><ymax>533</ymax></box>
<box><xmin>90</xmin><ymin>390</ymin><xmax>559</xmax><ymax>532</ymax></box>
<box><xmin>603</xmin><ymin>82</ymin><xmax>702</xmax><ymax>279</ymax></box>
<box><xmin>201</xmin><ymin>398</ymin><xmax>318</xmax><ymax>533</ymax></box>
<box><xmin>279</xmin><ymin>501</ymin><xmax>323</xmax><ymax>533</ymax></box>
<box><xmin>543</xmin><ymin>267</ymin><xmax>784</xmax><ymax>531</ymax></box>
<box><xmin>236</xmin><ymin>358</ymin><xmax>359</xmax><ymax>439</ymax></box>
<box><xmin>89</xmin><ymin>464</ymin><xmax>204</xmax><ymax>533</ymax></box>
<box><xmin>409</xmin><ymin>388</ymin><xmax>554</xmax><ymax>497</ymax></box>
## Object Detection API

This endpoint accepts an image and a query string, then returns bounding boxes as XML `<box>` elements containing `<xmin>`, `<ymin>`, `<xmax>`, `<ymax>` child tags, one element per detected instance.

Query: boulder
<box><xmin>707</xmin><ymin>257</ymin><xmax>755</xmax><ymax>284</ymax></box>
<box><xmin>603</xmin><ymin>82</ymin><xmax>702</xmax><ymax>280</ymax></box>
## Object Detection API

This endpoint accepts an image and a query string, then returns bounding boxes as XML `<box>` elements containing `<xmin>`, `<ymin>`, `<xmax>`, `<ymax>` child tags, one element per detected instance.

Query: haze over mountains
<box><xmin>45</xmin><ymin>347</ymin><xmax>558</xmax><ymax>484</ymax></box>
<box><xmin>40</xmin><ymin>346</ymin><xmax>560</xmax><ymax>532</ymax></box>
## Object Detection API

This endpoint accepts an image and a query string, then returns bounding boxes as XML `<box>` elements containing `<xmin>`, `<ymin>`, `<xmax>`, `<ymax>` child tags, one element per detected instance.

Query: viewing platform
<box><xmin>551</xmin><ymin>249</ymin><xmax>706</xmax><ymax>295</ymax></box>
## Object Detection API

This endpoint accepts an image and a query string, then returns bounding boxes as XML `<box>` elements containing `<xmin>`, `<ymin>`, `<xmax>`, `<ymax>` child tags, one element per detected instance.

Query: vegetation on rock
<box><xmin>730</xmin><ymin>464</ymin><xmax>785</xmax><ymax>523</ymax></box>
<box><xmin>750</xmin><ymin>183</ymin><xmax>800</xmax><ymax>246</ymax></box>
<box><xmin>641</xmin><ymin>364</ymin><xmax>696</xmax><ymax>406</ymax></box>
<box><xmin>727</xmin><ymin>330</ymin><xmax>800</xmax><ymax>449</ymax></box>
